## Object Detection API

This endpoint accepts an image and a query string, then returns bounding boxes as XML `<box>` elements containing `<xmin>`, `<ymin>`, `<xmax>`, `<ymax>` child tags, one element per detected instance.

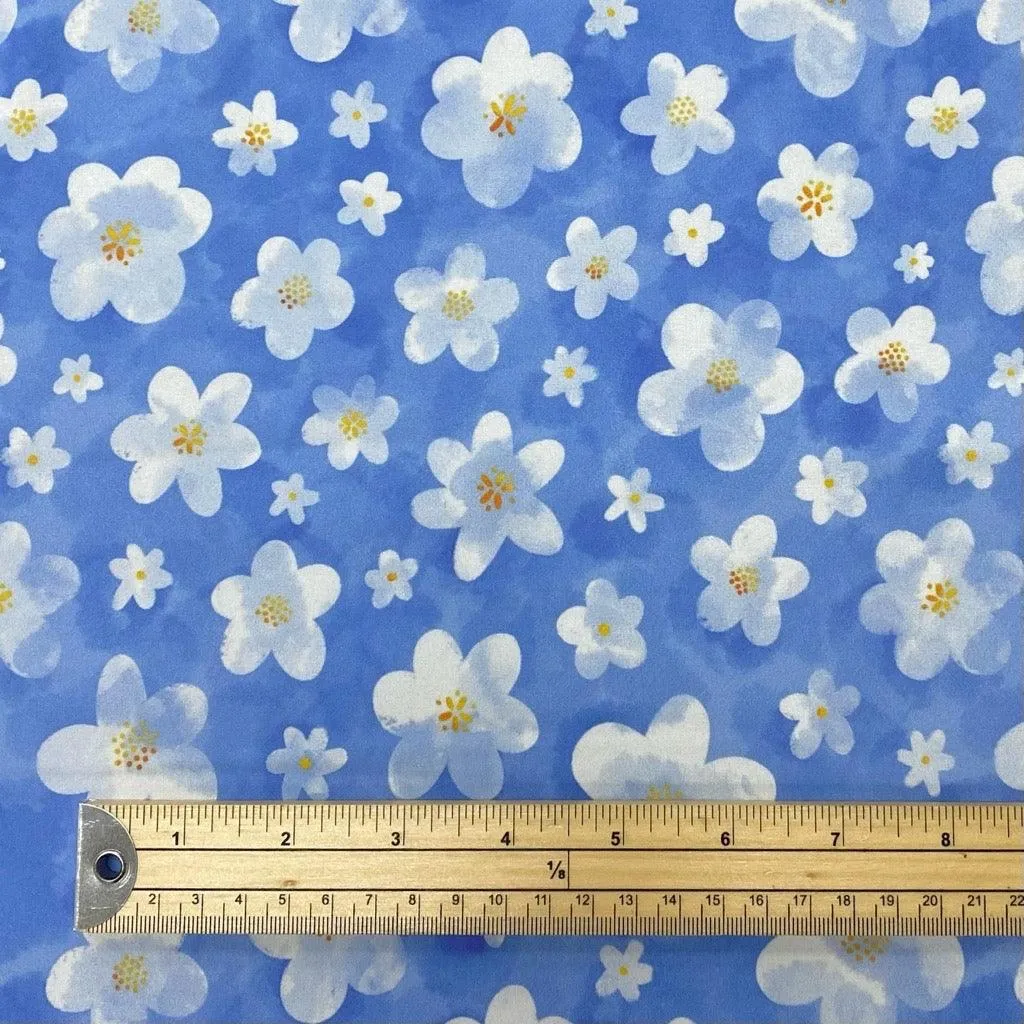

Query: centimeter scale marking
<box><xmin>77</xmin><ymin>801</ymin><xmax>1024</xmax><ymax>937</ymax></box>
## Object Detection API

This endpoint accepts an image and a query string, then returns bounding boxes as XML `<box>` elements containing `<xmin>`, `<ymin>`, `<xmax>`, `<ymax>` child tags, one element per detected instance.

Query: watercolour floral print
<box><xmin>0</xmin><ymin>1</ymin><xmax>1020</xmax><ymax>1023</ymax></box>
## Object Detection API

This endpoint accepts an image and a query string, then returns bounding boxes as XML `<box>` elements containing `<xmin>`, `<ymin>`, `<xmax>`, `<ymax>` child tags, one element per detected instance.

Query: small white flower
<box><xmin>212</xmin><ymin>90</ymin><xmax>297</xmax><ymax>176</ymax></box>
<box><xmin>585</xmin><ymin>0</ymin><xmax>638</xmax><ymax>39</ymax></box>
<box><xmin>266</xmin><ymin>727</ymin><xmax>347</xmax><ymax>799</ymax></box>
<box><xmin>272</xmin><ymin>0</ymin><xmax>407</xmax><ymax>63</ymax></box>
<box><xmin>546</xmin><ymin>217</ymin><xmax>638</xmax><ymax>320</ymax></box>
<box><xmin>967</xmin><ymin>156</ymin><xmax>1024</xmax><ymax>316</ymax></box>
<box><xmin>939</xmin><ymin>421</ymin><xmax>1009</xmax><ymax>489</ymax></box>
<box><xmin>3</xmin><ymin>426</ymin><xmax>70</xmax><ymax>494</ymax></box>
<box><xmin>329</xmin><ymin>81</ymin><xmax>386</xmax><ymax>148</ymax></box>
<box><xmin>53</xmin><ymin>354</ymin><xmax>102</xmax><ymax>403</ymax></box>
<box><xmin>301</xmin><ymin>375</ymin><xmax>398</xmax><ymax>471</ymax></box>
<box><xmin>905</xmin><ymin>77</ymin><xmax>984</xmax><ymax>159</ymax></box>
<box><xmin>989</xmin><ymin>349</ymin><xmax>1024</xmax><ymax>396</ymax></box>
<box><xmin>270</xmin><ymin>473</ymin><xmax>319</xmax><ymax>525</ymax></box>
<box><xmin>780</xmin><ymin>669</ymin><xmax>860</xmax><ymax>759</ymax></box>
<box><xmin>978</xmin><ymin>0</ymin><xmax>1024</xmax><ymax>54</ymax></box>
<box><xmin>109</xmin><ymin>544</ymin><xmax>172</xmax><ymax>611</ymax></box>
<box><xmin>894</xmin><ymin>241</ymin><xmax>934</xmax><ymax>283</ymax></box>
<box><xmin>596</xmin><ymin>940</ymin><xmax>652</xmax><ymax>1001</ymax></box>
<box><xmin>898</xmin><ymin>729</ymin><xmax>954</xmax><ymax>796</ymax></box>
<box><xmin>664</xmin><ymin>204</ymin><xmax>724</xmax><ymax>267</ymax></box>
<box><xmin>794</xmin><ymin>447</ymin><xmax>867</xmax><ymax>525</ymax></box>
<box><xmin>0</xmin><ymin>313</ymin><xmax>16</xmax><ymax>386</ymax></box>
<box><xmin>444</xmin><ymin>984</ymin><xmax>568</xmax><ymax>1024</ymax></box>
<box><xmin>604</xmin><ymin>468</ymin><xmax>664</xmax><ymax>533</ymax></box>
<box><xmin>542</xmin><ymin>345</ymin><xmax>597</xmax><ymax>407</ymax></box>
<box><xmin>0</xmin><ymin>78</ymin><xmax>66</xmax><ymax>162</ymax></box>
<box><xmin>995</xmin><ymin>722</ymin><xmax>1024</xmax><ymax>791</ymax></box>
<box><xmin>337</xmin><ymin>171</ymin><xmax>401</xmax><ymax>236</ymax></box>
<box><xmin>365</xmin><ymin>550</ymin><xmax>417</xmax><ymax>609</ymax></box>
<box><xmin>557</xmin><ymin>578</ymin><xmax>646</xmax><ymax>680</ymax></box>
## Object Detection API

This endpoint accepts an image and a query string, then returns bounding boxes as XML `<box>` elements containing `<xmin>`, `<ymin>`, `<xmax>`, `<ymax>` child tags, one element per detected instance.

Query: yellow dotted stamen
<box><xmin>287</xmin><ymin>490</ymin><xmax>298</xmax><ymax>501</ymax></box>
<box><xmin>931</xmin><ymin>106</ymin><xmax>959</xmax><ymax>135</ymax></box>
<box><xmin>921</xmin><ymin>579</ymin><xmax>958</xmax><ymax>617</ymax></box>
<box><xmin>362</xmin><ymin>195</ymin><xmax>376</xmax><ymax>207</ymax></box>
<box><xmin>297</xmin><ymin>755</ymin><xmax>313</xmax><ymax>770</ymax></box>
<box><xmin>25</xmin><ymin>453</ymin><xmax>39</xmax><ymax>466</ymax></box>
<box><xmin>112</xmin><ymin>953</ymin><xmax>149</xmax><ymax>992</ymax></box>
<box><xmin>816</xmin><ymin>705</ymin><xmax>829</xmax><ymax>718</ymax></box>
<box><xmin>8</xmin><ymin>108</ymin><xmax>37</xmax><ymax>137</ymax></box>
<box><xmin>0</xmin><ymin>582</ymin><xmax>13</xmax><ymax>614</ymax></box>
<box><xmin>442</xmin><ymin>289</ymin><xmax>475</xmax><ymax>321</ymax></box>
<box><xmin>477</xmin><ymin>467</ymin><xmax>516</xmax><ymax>511</ymax></box>
<box><xmin>172</xmin><ymin>420</ymin><xmax>206</xmax><ymax>456</ymax></box>
<box><xmin>839</xmin><ymin>936</ymin><xmax>889</xmax><ymax>963</ymax></box>
<box><xmin>647</xmin><ymin>782</ymin><xmax>683</xmax><ymax>800</ymax></box>
<box><xmin>486</xmin><ymin>93</ymin><xmax>527</xmax><ymax>137</ymax></box>
<box><xmin>110</xmin><ymin>720</ymin><xmax>159</xmax><ymax>771</ymax></box>
<box><xmin>278</xmin><ymin>274</ymin><xmax>312</xmax><ymax>310</ymax></box>
<box><xmin>243</xmin><ymin>122</ymin><xmax>271</xmax><ymax>150</ymax></box>
<box><xmin>706</xmin><ymin>357</ymin><xmax>739</xmax><ymax>394</ymax></box>
<box><xmin>797</xmin><ymin>179</ymin><xmax>834</xmax><ymax>220</ymax></box>
<box><xmin>596</xmin><ymin>621</ymin><xmax>612</xmax><ymax>638</ymax></box>
<box><xmin>385</xmin><ymin>570</ymin><xmax>398</xmax><ymax>582</ymax></box>
<box><xmin>436</xmin><ymin>689</ymin><xmax>475</xmax><ymax>732</ymax></box>
<box><xmin>666</xmin><ymin>95</ymin><xmax>698</xmax><ymax>127</ymax></box>
<box><xmin>254</xmin><ymin>594</ymin><xmax>292</xmax><ymax>628</ymax></box>
<box><xmin>563</xmin><ymin>366</ymin><xmax>577</xmax><ymax>379</ymax></box>
<box><xmin>964</xmin><ymin>449</ymin><xmax>978</xmax><ymax>463</ymax></box>
<box><xmin>877</xmin><ymin>340</ymin><xmax>910</xmax><ymax>375</ymax></box>
<box><xmin>728</xmin><ymin>565</ymin><xmax>760</xmax><ymax>596</ymax></box>
<box><xmin>127</xmin><ymin>0</ymin><xmax>160</xmax><ymax>34</ymax></box>
<box><xmin>584</xmin><ymin>255</ymin><xmax>609</xmax><ymax>280</ymax></box>
<box><xmin>606</xmin><ymin>5</ymin><xmax>616</xmax><ymax>14</ymax></box>
<box><xmin>338</xmin><ymin>408</ymin><xmax>368</xmax><ymax>440</ymax></box>
<box><xmin>823</xmin><ymin>477</ymin><xmax>835</xmax><ymax>489</ymax></box>
<box><xmin>100</xmin><ymin>221</ymin><xmax>142</xmax><ymax>266</ymax></box>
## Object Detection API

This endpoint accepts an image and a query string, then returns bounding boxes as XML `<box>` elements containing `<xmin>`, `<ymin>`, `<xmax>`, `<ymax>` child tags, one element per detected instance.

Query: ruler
<box><xmin>76</xmin><ymin>801</ymin><xmax>1024</xmax><ymax>937</ymax></box>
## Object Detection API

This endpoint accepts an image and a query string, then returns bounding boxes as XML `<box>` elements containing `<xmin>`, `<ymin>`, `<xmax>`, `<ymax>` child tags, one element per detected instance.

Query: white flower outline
<box><xmin>556</xmin><ymin>578</ymin><xmax>646</xmax><ymax>680</ymax></box>
<box><xmin>905</xmin><ymin>77</ymin><xmax>984</xmax><ymax>159</ymax></box>
<box><xmin>301</xmin><ymin>375</ymin><xmax>398</xmax><ymax>471</ymax></box>
<box><xmin>546</xmin><ymin>217</ymin><xmax>638</xmax><ymax>319</ymax></box>
<box><xmin>212</xmin><ymin>90</ymin><xmax>298</xmax><ymax>177</ymax></box>
<box><xmin>110</xmin><ymin>544</ymin><xmax>172</xmax><ymax>611</ymax></box>
<box><xmin>780</xmin><ymin>669</ymin><xmax>860</xmax><ymax>759</ymax></box>
<box><xmin>266</xmin><ymin>727</ymin><xmax>348</xmax><ymax>799</ymax></box>
<box><xmin>0</xmin><ymin>79</ymin><xmax>66</xmax><ymax>162</ymax></box>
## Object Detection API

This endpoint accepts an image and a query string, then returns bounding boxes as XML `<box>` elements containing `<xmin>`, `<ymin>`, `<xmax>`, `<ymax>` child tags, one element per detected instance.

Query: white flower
<box><xmin>272</xmin><ymin>0</ymin><xmax>407</xmax><ymax>63</ymax></box>
<box><xmin>411</xmin><ymin>411</ymin><xmax>564</xmax><ymax>582</ymax></box>
<box><xmin>301</xmin><ymin>375</ymin><xmax>398</xmax><ymax>470</ymax></box>
<box><xmin>596</xmin><ymin>941</ymin><xmax>652</xmax><ymax>1001</ymax></box>
<box><xmin>337</xmin><ymin>170</ymin><xmax>401</xmax><ymax>236</ymax></box>
<box><xmin>834</xmin><ymin>306</ymin><xmax>949</xmax><ymax>423</ymax></box>
<box><xmin>546</xmin><ymin>217</ymin><xmax>638</xmax><ymax>319</ymax></box>
<box><xmin>780</xmin><ymin>669</ymin><xmax>860</xmax><ymax>759</ymax></box>
<box><xmin>109</xmin><ymin>544</ymin><xmax>172</xmax><ymax>611</ymax></box>
<box><xmin>572</xmin><ymin>692</ymin><xmax>776</xmax><ymax>799</ymax></box>
<box><xmin>692</xmin><ymin>514</ymin><xmax>809</xmax><ymax>646</ymax></box>
<box><xmin>446</xmin><ymin>984</ymin><xmax>569</xmax><ymax>1024</ymax></box>
<box><xmin>795</xmin><ymin>446</ymin><xmax>867</xmax><ymax>525</ymax></box>
<box><xmin>898</xmin><ymin>729</ymin><xmax>954</xmax><ymax>796</ymax></box>
<box><xmin>111</xmin><ymin>367</ymin><xmax>260</xmax><ymax>517</ymax></box>
<box><xmin>585</xmin><ymin>0</ymin><xmax>638</xmax><ymax>38</ymax></box>
<box><xmin>0</xmin><ymin>0</ymin><xmax>14</xmax><ymax>43</ymax></box>
<box><xmin>365</xmin><ymin>550</ymin><xmax>417</xmax><ymax>608</ymax></box>
<box><xmin>270</xmin><ymin>473</ymin><xmax>319</xmax><ymax>525</ymax></box>
<box><xmin>758</xmin><ymin>143</ymin><xmax>873</xmax><ymax>260</ymax></box>
<box><xmin>394</xmin><ymin>243</ymin><xmax>519</xmax><ymax>371</ymax></box>
<box><xmin>0</xmin><ymin>79</ymin><xmax>66</xmax><ymax>162</ymax></box>
<box><xmin>47</xmin><ymin>936</ymin><xmax>206</xmax><ymax>1022</ymax></box>
<box><xmin>0</xmin><ymin>521</ymin><xmax>79</xmax><ymax>678</ymax></box>
<box><xmin>36</xmin><ymin>654</ymin><xmax>216</xmax><ymax>798</ymax></box>
<box><xmin>212</xmin><ymin>90</ymin><xmax>298</xmax><ymax>177</ymax></box>
<box><xmin>735</xmin><ymin>0</ymin><xmax>929</xmax><ymax>98</ymax></box>
<box><xmin>664</xmin><ymin>204</ymin><xmax>724</xmax><ymax>267</ymax></box>
<box><xmin>0</xmin><ymin>313</ymin><xmax>14</xmax><ymax>386</ymax></box>
<box><xmin>266</xmin><ymin>727</ymin><xmax>347</xmax><ymax>799</ymax></box>
<box><xmin>978</xmin><ymin>0</ymin><xmax>1024</xmax><ymax>53</ymax></box>
<box><xmin>421</xmin><ymin>26</ymin><xmax>582</xmax><ymax>209</ymax></box>
<box><xmin>542</xmin><ymin>344</ymin><xmax>597</xmax><ymax>407</ymax></box>
<box><xmin>53</xmin><ymin>354</ymin><xmax>103</xmax><ymax>403</ymax></box>
<box><xmin>252</xmin><ymin>935</ymin><xmax>404</xmax><ymax>1024</ymax></box>
<box><xmin>995</xmin><ymin>722</ymin><xmax>1024</xmax><ymax>790</ymax></box>
<box><xmin>373</xmin><ymin>629</ymin><xmax>538</xmax><ymax>798</ymax></box>
<box><xmin>894</xmin><ymin>241</ymin><xmax>934</xmax><ymax>283</ymax></box>
<box><xmin>757</xmin><ymin>936</ymin><xmax>963</xmax><ymax>1022</ymax></box>
<box><xmin>1017</xmin><ymin>959</ymin><xmax>1024</xmax><ymax>1006</ymax></box>
<box><xmin>3</xmin><ymin>426</ymin><xmax>70</xmax><ymax>494</ymax></box>
<box><xmin>966</xmin><ymin>156</ymin><xmax>1024</xmax><ymax>316</ymax></box>
<box><xmin>64</xmin><ymin>0</ymin><xmax>219</xmax><ymax>92</ymax></box>
<box><xmin>557</xmin><ymin>578</ymin><xmax>646</xmax><ymax>681</ymax></box>
<box><xmin>905</xmin><ymin>77</ymin><xmax>984</xmax><ymax>159</ymax></box>
<box><xmin>39</xmin><ymin>156</ymin><xmax>211</xmax><ymax>323</ymax></box>
<box><xmin>637</xmin><ymin>300</ymin><xmax>803</xmax><ymax>471</ymax></box>
<box><xmin>211</xmin><ymin>540</ymin><xmax>340</xmax><ymax>682</ymax></box>
<box><xmin>989</xmin><ymin>348</ymin><xmax>1024</xmax><ymax>396</ymax></box>
<box><xmin>939</xmin><ymin>421</ymin><xmax>1009</xmax><ymax>489</ymax></box>
<box><xmin>330</xmin><ymin>81</ymin><xmax>386</xmax><ymax>148</ymax></box>
<box><xmin>604</xmin><ymin>467</ymin><xmax>665</xmax><ymax>533</ymax></box>
<box><xmin>231</xmin><ymin>237</ymin><xmax>354</xmax><ymax>360</ymax></box>
<box><xmin>860</xmin><ymin>518</ymin><xmax>1024</xmax><ymax>680</ymax></box>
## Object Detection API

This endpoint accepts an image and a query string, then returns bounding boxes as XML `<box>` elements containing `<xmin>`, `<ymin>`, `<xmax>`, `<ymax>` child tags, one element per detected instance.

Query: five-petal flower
<box><xmin>3</xmin><ymin>426</ymin><xmax>70</xmax><ymax>493</ymax></box>
<box><xmin>604</xmin><ymin>467</ymin><xmax>664</xmax><ymax>533</ymax></box>
<box><xmin>905</xmin><ymin>77</ymin><xmax>984</xmax><ymax>159</ymax></box>
<box><xmin>542</xmin><ymin>345</ymin><xmax>597</xmax><ymax>407</ymax></box>
<box><xmin>596</xmin><ymin>941</ymin><xmax>652</xmax><ymax>1001</ymax></box>
<box><xmin>212</xmin><ymin>90</ymin><xmax>298</xmax><ymax>176</ymax></box>
<box><xmin>779</xmin><ymin>669</ymin><xmax>860</xmax><ymax>759</ymax></box>
<box><xmin>556</xmin><ymin>578</ymin><xmax>646</xmax><ymax>680</ymax></box>
<box><xmin>337</xmin><ymin>171</ymin><xmax>401</xmax><ymax>236</ymax></box>
<box><xmin>0</xmin><ymin>78</ymin><xmax>66</xmax><ymax>161</ymax></box>
<box><xmin>266</xmin><ymin>727</ymin><xmax>348</xmax><ymax>799</ymax></box>
<box><xmin>330</xmin><ymin>81</ymin><xmax>386</xmax><ymax>148</ymax></box>
<box><xmin>795</xmin><ymin>447</ymin><xmax>868</xmax><ymax>524</ymax></box>
<box><xmin>53</xmin><ymin>354</ymin><xmax>103</xmax><ymax>403</ymax></box>
<box><xmin>939</xmin><ymin>421</ymin><xmax>1010</xmax><ymax>489</ymax></box>
<box><xmin>365</xmin><ymin>550</ymin><xmax>418</xmax><ymax>608</ymax></box>
<box><xmin>898</xmin><ymin>729</ymin><xmax>954</xmax><ymax>796</ymax></box>
<box><xmin>546</xmin><ymin>217</ymin><xmax>638</xmax><ymax>319</ymax></box>
<box><xmin>301</xmin><ymin>375</ymin><xmax>398</xmax><ymax>470</ymax></box>
<box><xmin>110</xmin><ymin>544</ymin><xmax>172</xmax><ymax>610</ymax></box>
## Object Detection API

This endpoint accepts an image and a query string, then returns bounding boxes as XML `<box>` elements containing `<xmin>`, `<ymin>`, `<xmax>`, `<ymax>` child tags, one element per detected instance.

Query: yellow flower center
<box><xmin>1007</xmin><ymin>367</ymin><xmax>1017</xmax><ymax>377</ymax></box>
<box><xmin>254</xmin><ymin>594</ymin><xmax>292</xmax><ymax>628</ymax></box>
<box><xmin>931</xmin><ymin>106</ymin><xmax>959</xmax><ymax>135</ymax></box>
<box><xmin>728</xmin><ymin>565</ymin><xmax>760</xmax><ymax>596</ymax></box>
<box><xmin>584</xmin><ymin>255</ymin><xmax>609</xmax><ymax>280</ymax></box>
<box><xmin>823</xmin><ymin>477</ymin><xmax>835</xmax><ymax>489</ymax></box>
<box><xmin>606</xmin><ymin>5</ymin><xmax>616</xmax><ymax>13</ymax></box>
<box><xmin>797</xmin><ymin>179</ymin><xmax>834</xmax><ymax>219</ymax></box>
<box><xmin>486</xmin><ymin>93</ymin><xmax>527</xmax><ymax>137</ymax></box>
<box><xmin>964</xmin><ymin>449</ymin><xmax>978</xmax><ymax>463</ymax></box>
<box><xmin>563</xmin><ymin>366</ymin><xmax>576</xmax><ymax>379</ymax></box>
<box><xmin>112</xmin><ymin>953</ymin><xmax>149</xmax><ymax>992</ymax></box>
<box><xmin>909</xmin><ymin>256</ymin><xmax>919</xmax><ymax>266</ymax></box>
<box><xmin>0</xmin><ymin>582</ymin><xmax>13</xmax><ymax>614</ymax></box>
<box><xmin>921</xmin><ymin>754</ymin><xmax>931</xmax><ymax>765</ymax></box>
<box><xmin>687</xmin><ymin>226</ymin><xmax>699</xmax><ymax>239</ymax></box>
<box><xmin>666</xmin><ymin>95</ymin><xmax>698</xmax><ymax>126</ymax></box>
<box><xmin>877</xmin><ymin>340</ymin><xmax>910</xmax><ymax>375</ymax></box>
<box><xmin>362</xmin><ymin>195</ymin><xmax>376</xmax><ymax>207</ymax></box>
<box><xmin>100</xmin><ymin>221</ymin><xmax>142</xmax><ymax>266</ymax></box>
<box><xmin>816</xmin><ymin>705</ymin><xmax>828</xmax><ymax>718</ymax></box>
<box><xmin>25</xmin><ymin>453</ymin><xmax>39</xmax><ymax>466</ymax></box>
<box><xmin>442</xmin><ymin>289</ymin><xmax>475</xmax><ymax>321</ymax></box>
<box><xmin>385</xmin><ymin>570</ymin><xmax>398</xmax><ymax>582</ymax></box>
<box><xmin>647</xmin><ymin>782</ymin><xmax>683</xmax><ymax>800</ymax></box>
<box><xmin>278</xmin><ymin>274</ymin><xmax>312</xmax><ymax>309</ymax></box>
<box><xmin>72</xmin><ymin>373</ymin><xmax>82</xmax><ymax>383</ymax></box>
<box><xmin>839</xmin><ymin>936</ymin><xmax>889</xmax><ymax>964</ymax></box>
<box><xmin>110</xmin><ymin>720</ymin><xmax>159</xmax><ymax>771</ymax></box>
<box><xmin>287</xmin><ymin>490</ymin><xmax>298</xmax><ymax>501</ymax></box>
<box><xmin>706</xmin><ymin>357</ymin><xmax>739</xmax><ymax>394</ymax></box>
<box><xmin>127</xmin><ymin>0</ymin><xmax>160</xmax><ymax>34</ymax></box>
<box><xmin>352</xmin><ymin>110</ymin><xmax>362</xmax><ymax>120</ymax></box>
<box><xmin>436</xmin><ymin>689</ymin><xmax>475</xmax><ymax>732</ymax></box>
<box><xmin>338</xmin><ymin>408</ymin><xmax>368</xmax><ymax>440</ymax></box>
<box><xmin>171</xmin><ymin>420</ymin><xmax>206</xmax><ymax>456</ymax></box>
<box><xmin>596</xmin><ymin>621</ymin><xmax>612</xmax><ymax>638</ymax></box>
<box><xmin>135</xmin><ymin>569</ymin><xmax>147</xmax><ymax>581</ymax></box>
<box><xmin>8</xmin><ymin>108</ymin><xmax>37</xmax><ymax>136</ymax></box>
<box><xmin>477</xmin><ymin>467</ymin><xmax>516</xmax><ymax>511</ymax></box>
<box><xmin>243</xmin><ymin>122</ymin><xmax>272</xmax><ymax>150</ymax></box>
<box><xmin>920</xmin><ymin>579</ymin><xmax>958</xmax><ymax>617</ymax></box>
<box><xmin>297</xmin><ymin>755</ymin><xmax>313</xmax><ymax>770</ymax></box>
<box><xmin>629</xmin><ymin>491</ymin><xmax>642</xmax><ymax>504</ymax></box>
<box><xmin>618</xmin><ymin>964</ymin><xmax>630</xmax><ymax>976</ymax></box>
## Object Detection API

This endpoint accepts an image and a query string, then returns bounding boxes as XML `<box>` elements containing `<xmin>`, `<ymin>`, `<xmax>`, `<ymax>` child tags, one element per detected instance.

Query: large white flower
<box><xmin>596</xmin><ymin>941</ymin><xmax>652</xmax><ymax>1001</ymax></box>
<box><xmin>0</xmin><ymin>79</ymin><xmax>66</xmax><ymax>162</ymax></box>
<box><xmin>556</xmin><ymin>578</ymin><xmax>646</xmax><ymax>680</ymax></box>
<box><xmin>978</xmin><ymin>0</ymin><xmax>1024</xmax><ymax>53</ymax></box>
<box><xmin>110</xmin><ymin>367</ymin><xmax>261</xmax><ymax>517</ymax></box>
<box><xmin>39</xmin><ymin>156</ymin><xmax>211</xmax><ymax>323</ymax></box>
<box><xmin>834</xmin><ymin>306</ymin><xmax>949</xmax><ymax>423</ymax></box>
<box><xmin>860</xmin><ymin>518</ymin><xmax>1024</xmax><ymax>680</ymax></box>
<box><xmin>266</xmin><ymin>727</ymin><xmax>347</xmax><ymax>799</ymax></box>
<box><xmin>620</xmin><ymin>54</ymin><xmax>734</xmax><ymax>175</ymax></box>
<box><xmin>252</xmin><ymin>935</ymin><xmax>405</xmax><ymax>1024</ymax></box>
<box><xmin>795</xmin><ymin>446</ymin><xmax>867</xmax><ymax>524</ymax></box>
<box><xmin>939</xmin><ymin>421</ymin><xmax>1009</xmax><ymax>489</ymax></box>
<box><xmin>394</xmin><ymin>243</ymin><xmax>519</xmax><ymax>371</ymax></box>
<box><xmin>995</xmin><ymin>722</ymin><xmax>1024</xmax><ymax>790</ymax></box>
<box><xmin>448</xmin><ymin>985</ymin><xmax>570</xmax><ymax>1024</ymax></box>
<box><xmin>692</xmin><ymin>514</ymin><xmax>809</xmax><ymax>647</ymax></box>
<box><xmin>637</xmin><ymin>300</ymin><xmax>803</xmax><ymax>471</ymax></box>
<box><xmin>0</xmin><ymin>0</ymin><xmax>14</xmax><ymax>43</ymax></box>
<box><xmin>301</xmin><ymin>375</ymin><xmax>398</xmax><ymax>470</ymax></box>
<box><xmin>966</xmin><ymin>156</ymin><xmax>1024</xmax><ymax>316</ymax></box>
<box><xmin>272</xmin><ymin>0</ymin><xmax>407</xmax><ymax>63</ymax></box>
<box><xmin>780</xmin><ymin>668</ymin><xmax>860</xmax><ymax>759</ymax></box>
<box><xmin>0</xmin><ymin>313</ymin><xmax>14</xmax><ymax>386</ymax></box>
<box><xmin>411</xmin><ymin>411</ymin><xmax>564</xmax><ymax>581</ymax></box>
<box><xmin>735</xmin><ymin>0</ymin><xmax>929</xmax><ymax>97</ymax></box>
<box><xmin>0</xmin><ymin>521</ymin><xmax>79</xmax><ymax>679</ymax></box>
<box><xmin>36</xmin><ymin>654</ymin><xmax>216</xmax><ymax>798</ymax></box>
<box><xmin>373</xmin><ymin>629</ymin><xmax>538</xmax><ymax>799</ymax></box>
<box><xmin>65</xmin><ymin>0</ymin><xmax>219</xmax><ymax>92</ymax></box>
<box><xmin>905</xmin><ymin>77</ymin><xmax>984</xmax><ymax>159</ymax></box>
<box><xmin>3</xmin><ymin>425</ymin><xmax>70</xmax><ymax>494</ymax></box>
<box><xmin>231</xmin><ymin>237</ymin><xmax>354</xmax><ymax>360</ymax></box>
<box><xmin>47</xmin><ymin>936</ymin><xmax>206</xmax><ymax>1022</ymax></box>
<box><xmin>330</xmin><ymin>81</ymin><xmax>386</xmax><ymax>148</ymax></box>
<box><xmin>212</xmin><ymin>90</ymin><xmax>298</xmax><ymax>177</ymax></box>
<box><xmin>757</xmin><ymin>936</ymin><xmax>963</xmax><ymax>1023</ymax></box>
<box><xmin>573</xmin><ymin>693</ymin><xmax>776</xmax><ymax>800</ymax></box>
<box><xmin>546</xmin><ymin>217</ymin><xmax>638</xmax><ymax>319</ymax></box>
<box><xmin>758</xmin><ymin>143</ymin><xmax>873</xmax><ymax>260</ymax></box>
<box><xmin>421</xmin><ymin>26</ymin><xmax>582</xmax><ymax>209</ymax></box>
<box><xmin>211</xmin><ymin>540</ymin><xmax>340</xmax><ymax>682</ymax></box>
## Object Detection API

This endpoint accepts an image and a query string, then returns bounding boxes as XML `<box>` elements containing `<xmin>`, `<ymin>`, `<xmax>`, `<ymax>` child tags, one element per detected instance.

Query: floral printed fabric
<box><xmin>0</xmin><ymin>0</ymin><xmax>1021</xmax><ymax>1022</ymax></box>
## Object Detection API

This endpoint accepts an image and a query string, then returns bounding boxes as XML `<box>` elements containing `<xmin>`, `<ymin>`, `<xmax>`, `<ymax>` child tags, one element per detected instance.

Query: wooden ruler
<box><xmin>76</xmin><ymin>801</ymin><xmax>1024</xmax><ymax>937</ymax></box>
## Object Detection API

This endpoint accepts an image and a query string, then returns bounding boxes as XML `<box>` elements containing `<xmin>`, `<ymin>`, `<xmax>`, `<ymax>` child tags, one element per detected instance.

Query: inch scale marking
<box><xmin>76</xmin><ymin>801</ymin><xmax>1024</xmax><ymax>937</ymax></box>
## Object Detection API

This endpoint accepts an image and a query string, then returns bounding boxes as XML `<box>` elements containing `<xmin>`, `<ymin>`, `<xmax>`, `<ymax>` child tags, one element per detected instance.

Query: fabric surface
<box><xmin>1</xmin><ymin>0</ymin><xmax>1023</xmax><ymax>1021</ymax></box>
